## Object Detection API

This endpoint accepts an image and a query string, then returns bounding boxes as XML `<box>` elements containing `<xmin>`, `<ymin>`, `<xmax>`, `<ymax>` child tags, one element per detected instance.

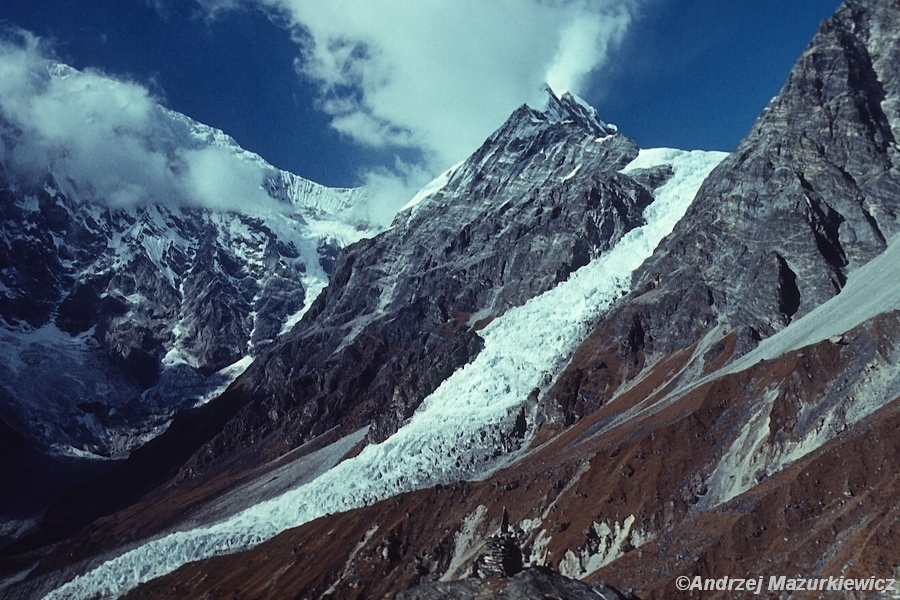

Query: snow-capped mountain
<box><xmin>2</xmin><ymin>1</ymin><xmax>899</xmax><ymax>599</ymax></box>
<box><xmin>0</xmin><ymin>58</ymin><xmax>376</xmax><ymax>463</ymax></box>
<box><xmin>205</xmin><ymin>89</ymin><xmax>654</xmax><ymax>457</ymax></box>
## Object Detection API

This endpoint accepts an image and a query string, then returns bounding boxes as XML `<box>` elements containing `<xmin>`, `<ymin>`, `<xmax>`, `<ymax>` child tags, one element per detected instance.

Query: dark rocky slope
<box><xmin>0</xmin><ymin>111</ymin><xmax>370</xmax><ymax>459</ymax></box>
<box><xmin>543</xmin><ymin>0</ymin><xmax>900</xmax><ymax>427</ymax></box>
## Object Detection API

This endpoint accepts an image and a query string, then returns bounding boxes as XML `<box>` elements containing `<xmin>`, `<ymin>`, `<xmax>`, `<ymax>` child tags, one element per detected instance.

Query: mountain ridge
<box><xmin>541</xmin><ymin>0</ymin><xmax>900</xmax><ymax>431</ymax></box>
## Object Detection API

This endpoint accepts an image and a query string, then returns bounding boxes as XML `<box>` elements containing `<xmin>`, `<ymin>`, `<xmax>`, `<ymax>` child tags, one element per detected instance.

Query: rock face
<box><xmin>544</xmin><ymin>0</ymin><xmax>900</xmax><ymax>426</ymax></box>
<box><xmin>0</xmin><ymin>68</ymin><xmax>373</xmax><ymax>458</ymax></box>
<box><xmin>645</xmin><ymin>0</ymin><xmax>899</xmax><ymax>345</ymax></box>
<box><xmin>182</xmin><ymin>91</ymin><xmax>656</xmax><ymax>469</ymax></box>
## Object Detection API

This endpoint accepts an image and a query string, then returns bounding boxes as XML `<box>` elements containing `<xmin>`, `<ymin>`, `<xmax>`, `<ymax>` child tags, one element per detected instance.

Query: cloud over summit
<box><xmin>200</xmin><ymin>0</ymin><xmax>641</xmax><ymax>213</ymax></box>
<box><xmin>0</xmin><ymin>29</ymin><xmax>275</xmax><ymax>214</ymax></box>
<box><xmin>0</xmin><ymin>1</ymin><xmax>641</xmax><ymax>224</ymax></box>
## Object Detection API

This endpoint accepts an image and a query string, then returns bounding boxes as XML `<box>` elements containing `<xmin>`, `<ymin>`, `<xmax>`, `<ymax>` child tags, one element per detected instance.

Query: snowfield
<box><xmin>44</xmin><ymin>148</ymin><xmax>727</xmax><ymax>599</ymax></box>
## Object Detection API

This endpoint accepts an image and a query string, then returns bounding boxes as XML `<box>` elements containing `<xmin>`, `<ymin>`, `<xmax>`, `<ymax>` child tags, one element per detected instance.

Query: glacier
<box><xmin>44</xmin><ymin>148</ymin><xmax>726</xmax><ymax>599</ymax></box>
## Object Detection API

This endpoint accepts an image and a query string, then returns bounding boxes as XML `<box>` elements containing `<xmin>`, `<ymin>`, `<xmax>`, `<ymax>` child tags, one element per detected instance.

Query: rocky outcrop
<box><xmin>642</xmin><ymin>0</ymin><xmax>900</xmax><ymax>345</ymax></box>
<box><xmin>544</xmin><ymin>0</ymin><xmax>900</xmax><ymax>427</ymax></box>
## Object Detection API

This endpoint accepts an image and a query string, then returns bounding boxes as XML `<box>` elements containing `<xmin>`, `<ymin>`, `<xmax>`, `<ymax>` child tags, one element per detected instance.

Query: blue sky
<box><xmin>0</xmin><ymin>0</ymin><xmax>841</xmax><ymax>198</ymax></box>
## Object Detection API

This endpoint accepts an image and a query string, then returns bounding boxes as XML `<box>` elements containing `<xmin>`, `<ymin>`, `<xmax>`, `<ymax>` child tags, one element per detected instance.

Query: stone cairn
<box><xmin>477</xmin><ymin>508</ymin><xmax>523</xmax><ymax>578</ymax></box>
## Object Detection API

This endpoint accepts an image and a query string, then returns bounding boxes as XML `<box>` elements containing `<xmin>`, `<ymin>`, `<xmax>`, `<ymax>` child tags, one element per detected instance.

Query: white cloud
<box><xmin>0</xmin><ymin>1</ymin><xmax>643</xmax><ymax>225</ymax></box>
<box><xmin>200</xmin><ymin>0</ymin><xmax>641</xmax><ymax>215</ymax></box>
<box><xmin>546</xmin><ymin>7</ymin><xmax>632</xmax><ymax>95</ymax></box>
<box><xmin>182</xmin><ymin>146</ymin><xmax>272</xmax><ymax>212</ymax></box>
<box><xmin>0</xmin><ymin>28</ymin><xmax>275</xmax><ymax>215</ymax></box>
<box><xmin>353</xmin><ymin>159</ymin><xmax>433</xmax><ymax>227</ymax></box>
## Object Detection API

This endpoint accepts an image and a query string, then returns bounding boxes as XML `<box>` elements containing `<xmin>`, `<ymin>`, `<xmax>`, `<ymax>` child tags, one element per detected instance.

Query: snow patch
<box><xmin>695</xmin><ymin>388</ymin><xmax>779</xmax><ymax>510</ymax></box>
<box><xmin>21</xmin><ymin>195</ymin><xmax>39</xmax><ymax>212</ymax></box>
<box><xmin>278</xmin><ymin>280</ymin><xmax>325</xmax><ymax>336</ymax></box>
<box><xmin>441</xmin><ymin>505</ymin><xmax>489</xmax><ymax>581</ymax></box>
<box><xmin>397</xmin><ymin>161</ymin><xmax>463</xmax><ymax>218</ymax></box>
<box><xmin>558</xmin><ymin>515</ymin><xmax>641</xmax><ymax>579</ymax></box>
<box><xmin>192</xmin><ymin>356</ymin><xmax>254</xmax><ymax>408</ymax></box>
<box><xmin>562</xmin><ymin>164</ymin><xmax>581</xmax><ymax>181</ymax></box>
<box><xmin>528</xmin><ymin>528</ymin><xmax>553</xmax><ymax>567</ymax></box>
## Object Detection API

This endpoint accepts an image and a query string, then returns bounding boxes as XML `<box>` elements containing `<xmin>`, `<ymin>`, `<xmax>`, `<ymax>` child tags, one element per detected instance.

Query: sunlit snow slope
<box><xmin>44</xmin><ymin>148</ymin><xmax>726</xmax><ymax>599</ymax></box>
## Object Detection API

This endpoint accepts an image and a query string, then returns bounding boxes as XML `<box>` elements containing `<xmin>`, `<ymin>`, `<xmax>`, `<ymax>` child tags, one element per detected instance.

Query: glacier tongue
<box><xmin>44</xmin><ymin>148</ymin><xmax>726</xmax><ymax>600</ymax></box>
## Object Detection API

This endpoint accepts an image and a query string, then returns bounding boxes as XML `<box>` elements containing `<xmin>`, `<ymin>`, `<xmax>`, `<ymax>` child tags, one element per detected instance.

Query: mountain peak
<box><xmin>537</xmin><ymin>85</ymin><xmax>617</xmax><ymax>137</ymax></box>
